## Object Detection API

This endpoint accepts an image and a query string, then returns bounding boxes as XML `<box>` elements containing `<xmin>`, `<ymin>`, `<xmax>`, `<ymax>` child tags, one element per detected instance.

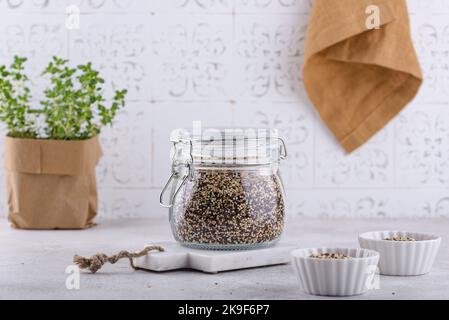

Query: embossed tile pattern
<box><xmin>0</xmin><ymin>0</ymin><xmax>447</xmax><ymax>219</ymax></box>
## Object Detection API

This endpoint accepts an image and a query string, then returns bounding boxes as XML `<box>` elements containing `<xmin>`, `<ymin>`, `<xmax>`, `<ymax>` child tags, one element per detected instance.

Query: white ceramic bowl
<box><xmin>291</xmin><ymin>248</ymin><xmax>379</xmax><ymax>297</ymax></box>
<box><xmin>359</xmin><ymin>231</ymin><xmax>441</xmax><ymax>276</ymax></box>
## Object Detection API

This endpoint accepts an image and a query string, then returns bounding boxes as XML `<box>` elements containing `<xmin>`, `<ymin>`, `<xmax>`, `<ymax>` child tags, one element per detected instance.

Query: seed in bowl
<box><xmin>309</xmin><ymin>253</ymin><xmax>352</xmax><ymax>260</ymax></box>
<box><xmin>384</xmin><ymin>236</ymin><xmax>416</xmax><ymax>241</ymax></box>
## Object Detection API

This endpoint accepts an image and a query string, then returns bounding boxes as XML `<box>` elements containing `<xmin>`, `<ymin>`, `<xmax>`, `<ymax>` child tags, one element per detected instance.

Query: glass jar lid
<box><xmin>160</xmin><ymin>127</ymin><xmax>288</xmax><ymax>208</ymax></box>
<box><xmin>170</xmin><ymin>127</ymin><xmax>287</xmax><ymax>167</ymax></box>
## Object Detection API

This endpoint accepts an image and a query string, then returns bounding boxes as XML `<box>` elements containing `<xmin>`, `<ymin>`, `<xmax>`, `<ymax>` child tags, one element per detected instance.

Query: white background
<box><xmin>0</xmin><ymin>0</ymin><xmax>448</xmax><ymax>220</ymax></box>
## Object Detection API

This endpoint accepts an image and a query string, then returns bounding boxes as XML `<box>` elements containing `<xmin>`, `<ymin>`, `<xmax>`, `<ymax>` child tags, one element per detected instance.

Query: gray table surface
<box><xmin>0</xmin><ymin>217</ymin><xmax>448</xmax><ymax>300</ymax></box>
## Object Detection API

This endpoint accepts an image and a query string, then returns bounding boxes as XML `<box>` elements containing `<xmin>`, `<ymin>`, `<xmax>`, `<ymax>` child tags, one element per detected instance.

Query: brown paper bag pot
<box><xmin>4</xmin><ymin>136</ymin><xmax>103</xmax><ymax>230</ymax></box>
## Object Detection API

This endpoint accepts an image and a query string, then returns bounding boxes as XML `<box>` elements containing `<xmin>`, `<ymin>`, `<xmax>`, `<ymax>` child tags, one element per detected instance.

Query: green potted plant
<box><xmin>0</xmin><ymin>56</ymin><xmax>127</xmax><ymax>229</ymax></box>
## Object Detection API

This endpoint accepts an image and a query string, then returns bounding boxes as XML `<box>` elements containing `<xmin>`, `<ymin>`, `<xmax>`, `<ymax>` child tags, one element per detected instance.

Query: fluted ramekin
<box><xmin>291</xmin><ymin>248</ymin><xmax>379</xmax><ymax>297</ymax></box>
<box><xmin>359</xmin><ymin>231</ymin><xmax>441</xmax><ymax>276</ymax></box>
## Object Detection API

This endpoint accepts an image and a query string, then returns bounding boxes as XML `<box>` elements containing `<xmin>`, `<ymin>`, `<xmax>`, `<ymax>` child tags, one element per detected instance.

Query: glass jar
<box><xmin>160</xmin><ymin>128</ymin><xmax>287</xmax><ymax>250</ymax></box>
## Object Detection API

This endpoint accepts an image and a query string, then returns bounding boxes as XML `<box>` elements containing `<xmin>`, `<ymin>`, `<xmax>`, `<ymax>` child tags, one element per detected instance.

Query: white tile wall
<box><xmin>0</xmin><ymin>0</ymin><xmax>448</xmax><ymax>220</ymax></box>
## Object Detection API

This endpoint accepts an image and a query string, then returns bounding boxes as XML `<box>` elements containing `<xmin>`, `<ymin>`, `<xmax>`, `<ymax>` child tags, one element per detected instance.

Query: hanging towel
<box><xmin>303</xmin><ymin>0</ymin><xmax>423</xmax><ymax>153</ymax></box>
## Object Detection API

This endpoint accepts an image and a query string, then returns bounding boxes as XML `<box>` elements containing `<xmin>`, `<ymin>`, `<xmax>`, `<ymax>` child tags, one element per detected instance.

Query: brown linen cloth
<box><xmin>303</xmin><ymin>0</ymin><xmax>423</xmax><ymax>153</ymax></box>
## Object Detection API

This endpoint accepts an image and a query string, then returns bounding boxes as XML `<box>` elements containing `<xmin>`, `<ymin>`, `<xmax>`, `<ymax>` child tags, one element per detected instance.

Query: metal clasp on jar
<box><xmin>159</xmin><ymin>140</ymin><xmax>194</xmax><ymax>208</ymax></box>
<box><xmin>278</xmin><ymin>137</ymin><xmax>288</xmax><ymax>160</ymax></box>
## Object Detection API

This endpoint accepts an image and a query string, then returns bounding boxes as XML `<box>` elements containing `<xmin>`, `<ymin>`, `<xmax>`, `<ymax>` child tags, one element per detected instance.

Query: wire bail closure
<box><xmin>160</xmin><ymin>134</ymin><xmax>287</xmax><ymax>208</ymax></box>
<box><xmin>159</xmin><ymin>141</ymin><xmax>194</xmax><ymax>208</ymax></box>
<box><xmin>278</xmin><ymin>137</ymin><xmax>288</xmax><ymax>160</ymax></box>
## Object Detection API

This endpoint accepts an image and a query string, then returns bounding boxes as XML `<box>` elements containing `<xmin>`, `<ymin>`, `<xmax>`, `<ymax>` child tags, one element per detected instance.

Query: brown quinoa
<box><xmin>310</xmin><ymin>253</ymin><xmax>352</xmax><ymax>260</ymax></box>
<box><xmin>171</xmin><ymin>169</ymin><xmax>285</xmax><ymax>247</ymax></box>
<box><xmin>384</xmin><ymin>236</ymin><xmax>416</xmax><ymax>241</ymax></box>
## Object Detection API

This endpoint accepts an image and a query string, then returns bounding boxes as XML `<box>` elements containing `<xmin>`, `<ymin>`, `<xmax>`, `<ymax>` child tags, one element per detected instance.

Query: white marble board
<box><xmin>134</xmin><ymin>242</ymin><xmax>298</xmax><ymax>274</ymax></box>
